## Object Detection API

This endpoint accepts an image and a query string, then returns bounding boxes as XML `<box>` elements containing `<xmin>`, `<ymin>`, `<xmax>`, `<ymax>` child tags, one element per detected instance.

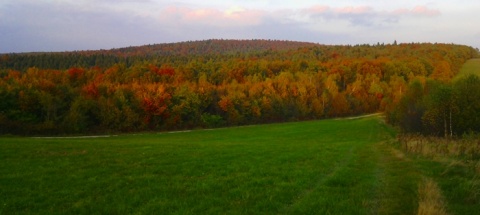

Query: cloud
<box><xmin>304</xmin><ymin>5</ymin><xmax>330</xmax><ymax>14</ymax></box>
<box><xmin>0</xmin><ymin>0</ymin><xmax>167</xmax><ymax>52</ymax></box>
<box><xmin>411</xmin><ymin>6</ymin><xmax>441</xmax><ymax>16</ymax></box>
<box><xmin>394</xmin><ymin>6</ymin><xmax>441</xmax><ymax>17</ymax></box>
<box><xmin>4</xmin><ymin>0</ymin><xmax>475</xmax><ymax>53</ymax></box>
<box><xmin>158</xmin><ymin>5</ymin><xmax>264</xmax><ymax>27</ymax></box>
<box><xmin>300</xmin><ymin>4</ymin><xmax>441</xmax><ymax>27</ymax></box>
<box><xmin>335</xmin><ymin>6</ymin><xmax>373</xmax><ymax>14</ymax></box>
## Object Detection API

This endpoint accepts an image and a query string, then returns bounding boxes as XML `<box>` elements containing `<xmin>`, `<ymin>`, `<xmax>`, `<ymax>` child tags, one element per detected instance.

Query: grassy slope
<box><xmin>454</xmin><ymin>58</ymin><xmax>480</xmax><ymax>81</ymax></box>
<box><xmin>0</xmin><ymin>117</ymin><xmax>425</xmax><ymax>214</ymax></box>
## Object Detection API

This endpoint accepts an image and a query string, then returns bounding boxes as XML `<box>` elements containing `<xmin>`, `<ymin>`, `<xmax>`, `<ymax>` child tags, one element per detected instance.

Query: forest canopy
<box><xmin>0</xmin><ymin>40</ymin><xmax>478</xmax><ymax>135</ymax></box>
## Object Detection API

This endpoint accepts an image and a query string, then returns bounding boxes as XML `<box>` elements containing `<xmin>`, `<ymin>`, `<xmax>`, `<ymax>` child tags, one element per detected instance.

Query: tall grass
<box><xmin>398</xmin><ymin>134</ymin><xmax>480</xmax><ymax>160</ymax></box>
<box><xmin>417</xmin><ymin>178</ymin><xmax>448</xmax><ymax>215</ymax></box>
<box><xmin>396</xmin><ymin>134</ymin><xmax>480</xmax><ymax>214</ymax></box>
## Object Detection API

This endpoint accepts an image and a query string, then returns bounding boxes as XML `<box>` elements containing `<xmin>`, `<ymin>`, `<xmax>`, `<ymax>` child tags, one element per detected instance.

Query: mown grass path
<box><xmin>1</xmin><ymin>117</ymin><xmax>424</xmax><ymax>214</ymax></box>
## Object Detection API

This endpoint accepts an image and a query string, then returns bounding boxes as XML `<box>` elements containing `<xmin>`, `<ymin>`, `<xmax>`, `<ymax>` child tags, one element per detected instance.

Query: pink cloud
<box><xmin>392</xmin><ymin>8</ymin><xmax>409</xmax><ymax>15</ymax></box>
<box><xmin>393</xmin><ymin>5</ymin><xmax>440</xmax><ymax>17</ymax></box>
<box><xmin>335</xmin><ymin>6</ymin><xmax>373</xmax><ymax>14</ymax></box>
<box><xmin>304</xmin><ymin>5</ymin><xmax>330</xmax><ymax>14</ymax></box>
<box><xmin>158</xmin><ymin>4</ymin><xmax>440</xmax><ymax>30</ymax></box>
<box><xmin>411</xmin><ymin>6</ymin><xmax>441</xmax><ymax>16</ymax></box>
<box><xmin>303</xmin><ymin>5</ymin><xmax>374</xmax><ymax>16</ymax></box>
<box><xmin>184</xmin><ymin>8</ymin><xmax>217</xmax><ymax>20</ymax></box>
<box><xmin>159</xmin><ymin>5</ymin><xmax>264</xmax><ymax>27</ymax></box>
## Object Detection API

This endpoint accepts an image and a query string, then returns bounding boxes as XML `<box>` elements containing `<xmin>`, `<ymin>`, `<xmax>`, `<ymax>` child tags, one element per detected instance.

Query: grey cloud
<box><xmin>300</xmin><ymin>5</ymin><xmax>440</xmax><ymax>28</ymax></box>
<box><xmin>0</xmin><ymin>1</ymin><xmax>171</xmax><ymax>52</ymax></box>
<box><xmin>249</xmin><ymin>18</ymin><xmax>352</xmax><ymax>44</ymax></box>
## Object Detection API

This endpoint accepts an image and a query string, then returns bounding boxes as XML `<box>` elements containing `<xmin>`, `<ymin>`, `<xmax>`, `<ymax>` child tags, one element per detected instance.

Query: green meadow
<box><xmin>455</xmin><ymin>58</ymin><xmax>480</xmax><ymax>80</ymax></box>
<box><xmin>1</xmin><ymin>116</ymin><xmax>478</xmax><ymax>214</ymax></box>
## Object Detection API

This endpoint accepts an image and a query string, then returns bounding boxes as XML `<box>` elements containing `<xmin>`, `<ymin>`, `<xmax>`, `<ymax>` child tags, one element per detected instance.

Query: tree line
<box><xmin>0</xmin><ymin>39</ymin><xmax>318</xmax><ymax>71</ymax></box>
<box><xmin>0</xmin><ymin>41</ymin><xmax>477</xmax><ymax>135</ymax></box>
<box><xmin>387</xmin><ymin>74</ymin><xmax>480</xmax><ymax>137</ymax></box>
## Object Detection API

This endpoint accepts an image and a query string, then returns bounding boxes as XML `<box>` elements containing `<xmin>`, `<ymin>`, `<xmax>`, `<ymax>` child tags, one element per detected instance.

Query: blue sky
<box><xmin>1</xmin><ymin>0</ymin><xmax>479</xmax><ymax>53</ymax></box>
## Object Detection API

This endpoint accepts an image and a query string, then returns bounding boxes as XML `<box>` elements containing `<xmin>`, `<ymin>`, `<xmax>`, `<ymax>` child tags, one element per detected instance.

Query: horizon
<box><xmin>1</xmin><ymin>0</ymin><xmax>479</xmax><ymax>53</ymax></box>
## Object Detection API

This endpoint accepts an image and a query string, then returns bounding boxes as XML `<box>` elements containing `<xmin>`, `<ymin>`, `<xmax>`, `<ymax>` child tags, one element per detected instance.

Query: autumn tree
<box><xmin>0</xmin><ymin>41</ymin><xmax>476</xmax><ymax>135</ymax></box>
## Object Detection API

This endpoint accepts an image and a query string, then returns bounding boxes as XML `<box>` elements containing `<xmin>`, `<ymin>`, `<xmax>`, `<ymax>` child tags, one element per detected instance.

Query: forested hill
<box><xmin>0</xmin><ymin>41</ymin><xmax>478</xmax><ymax>135</ymax></box>
<box><xmin>114</xmin><ymin>39</ymin><xmax>319</xmax><ymax>56</ymax></box>
<box><xmin>0</xmin><ymin>39</ymin><xmax>318</xmax><ymax>71</ymax></box>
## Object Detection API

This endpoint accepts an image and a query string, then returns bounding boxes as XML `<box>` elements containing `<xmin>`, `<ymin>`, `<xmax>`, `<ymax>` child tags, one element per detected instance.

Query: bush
<box><xmin>201</xmin><ymin>113</ymin><xmax>225</xmax><ymax>128</ymax></box>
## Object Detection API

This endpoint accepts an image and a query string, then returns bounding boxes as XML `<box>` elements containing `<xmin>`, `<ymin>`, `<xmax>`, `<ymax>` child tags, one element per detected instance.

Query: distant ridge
<box><xmin>1</xmin><ymin>40</ymin><xmax>476</xmax><ymax>72</ymax></box>
<box><xmin>4</xmin><ymin>39</ymin><xmax>319</xmax><ymax>56</ymax></box>
<box><xmin>111</xmin><ymin>39</ymin><xmax>320</xmax><ymax>56</ymax></box>
<box><xmin>0</xmin><ymin>39</ymin><xmax>321</xmax><ymax>71</ymax></box>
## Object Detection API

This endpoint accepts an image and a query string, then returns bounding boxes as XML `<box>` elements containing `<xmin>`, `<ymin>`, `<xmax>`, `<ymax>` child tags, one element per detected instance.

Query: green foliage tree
<box><xmin>395</xmin><ymin>80</ymin><xmax>425</xmax><ymax>133</ymax></box>
<box><xmin>453</xmin><ymin>75</ymin><xmax>480</xmax><ymax>134</ymax></box>
<box><xmin>422</xmin><ymin>82</ymin><xmax>455</xmax><ymax>137</ymax></box>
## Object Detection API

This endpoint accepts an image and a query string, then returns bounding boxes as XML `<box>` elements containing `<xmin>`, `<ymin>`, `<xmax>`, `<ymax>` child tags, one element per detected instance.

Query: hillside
<box><xmin>114</xmin><ymin>39</ymin><xmax>319</xmax><ymax>56</ymax></box>
<box><xmin>0</xmin><ymin>40</ymin><xmax>478</xmax><ymax>135</ymax></box>
<box><xmin>0</xmin><ymin>39</ymin><xmax>318</xmax><ymax>71</ymax></box>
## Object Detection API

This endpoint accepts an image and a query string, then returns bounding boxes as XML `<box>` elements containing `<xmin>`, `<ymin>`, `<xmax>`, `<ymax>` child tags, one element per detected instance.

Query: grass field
<box><xmin>454</xmin><ymin>58</ymin><xmax>480</xmax><ymax>81</ymax></box>
<box><xmin>1</xmin><ymin>116</ymin><xmax>478</xmax><ymax>214</ymax></box>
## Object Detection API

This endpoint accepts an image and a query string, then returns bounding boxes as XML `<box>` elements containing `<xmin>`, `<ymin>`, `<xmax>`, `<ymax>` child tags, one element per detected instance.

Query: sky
<box><xmin>1</xmin><ymin>0</ymin><xmax>479</xmax><ymax>53</ymax></box>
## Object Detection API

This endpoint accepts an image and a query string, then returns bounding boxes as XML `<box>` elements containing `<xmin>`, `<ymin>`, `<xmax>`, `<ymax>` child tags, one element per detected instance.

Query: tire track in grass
<box><xmin>364</xmin><ymin>116</ymin><xmax>424</xmax><ymax>214</ymax></box>
<box><xmin>281</xmin><ymin>117</ymin><xmax>418</xmax><ymax>214</ymax></box>
<box><xmin>374</xmin><ymin>142</ymin><xmax>421</xmax><ymax>215</ymax></box>
<box><xmin>344</xmin><ymin>117</ymin><xmax>421</xmax><ymax>214</ymax></box>
<box><xmin>282</xmin><ymin>117</ymin><xmax>425</xmax><ymax>215</ymax></box>
<box><xmin>281</xmin><ymin>116</ymin><xmax>424</xmax><ymax>214</ymax></box>
<box><xmin>281</xmin><ymin>145</ymin><xmax>358</xmax><ymax>214</ymax></box>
